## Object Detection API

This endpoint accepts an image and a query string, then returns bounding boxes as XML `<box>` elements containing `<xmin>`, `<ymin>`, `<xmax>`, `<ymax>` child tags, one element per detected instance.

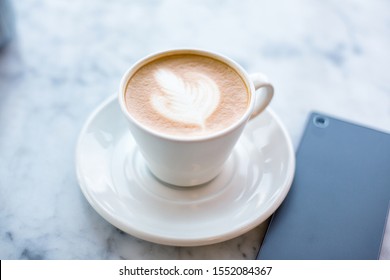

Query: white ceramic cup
<box><xmin>119</xmin><ymin>49</ymin><xmax>274</xmax><ymax>187</ymax></box>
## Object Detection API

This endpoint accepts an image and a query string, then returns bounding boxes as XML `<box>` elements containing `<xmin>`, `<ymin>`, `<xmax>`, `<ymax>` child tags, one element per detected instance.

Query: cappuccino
<box><xmin>125</xmin><ymin>53</ymin><xmax>249</xmax><ymax>137</ymax></box>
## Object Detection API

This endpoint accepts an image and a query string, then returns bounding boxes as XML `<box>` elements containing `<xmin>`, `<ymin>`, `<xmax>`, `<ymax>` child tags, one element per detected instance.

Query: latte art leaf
<box><xmin>151</xmin><ymin>69</ymin><xmax>220</xmax><ymax>128</ymax></box>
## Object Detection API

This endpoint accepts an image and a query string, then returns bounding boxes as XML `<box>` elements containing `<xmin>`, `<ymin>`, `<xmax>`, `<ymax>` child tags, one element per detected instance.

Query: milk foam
<box><xmin>151</xmin><ymin>69</ymin><xmax>220</xmax><ymax>129</ymax></box>
<box><xmin>125</xmin><ymin>53</ymin><xmax>249</xmax><ymax>136</ymax></box>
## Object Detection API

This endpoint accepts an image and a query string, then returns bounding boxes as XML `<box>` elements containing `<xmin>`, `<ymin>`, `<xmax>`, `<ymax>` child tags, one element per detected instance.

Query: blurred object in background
<box><xmin>0</xmin><ymin>0</ymin><xmax>14</xmax><ymax>48</ymax></box>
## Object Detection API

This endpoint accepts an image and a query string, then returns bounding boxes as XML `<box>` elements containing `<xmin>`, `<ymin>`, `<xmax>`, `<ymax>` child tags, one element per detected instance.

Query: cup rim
<box><xmin>118</xmin><ymin>48</ymin><xmax>256</xmax><ymax>142</ymax></box>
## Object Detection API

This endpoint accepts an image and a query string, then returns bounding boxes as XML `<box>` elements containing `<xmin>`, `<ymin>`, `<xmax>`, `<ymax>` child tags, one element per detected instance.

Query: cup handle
<box><xmin>248</xmin><ymin>73</ymin><xmax>274</xmax><ymax>120</ymax></box>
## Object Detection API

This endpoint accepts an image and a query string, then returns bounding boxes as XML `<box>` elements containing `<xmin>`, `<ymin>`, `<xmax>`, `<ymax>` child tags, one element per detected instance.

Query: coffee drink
<box><xmin>119</xmin><ymin>49</ymin><xmax>274</xmax><ymax>186</ymax></box>
<box><xmin>124</xmin><ymin>53</ymin><xmax>249</xmax><ymax>137</ymax></box>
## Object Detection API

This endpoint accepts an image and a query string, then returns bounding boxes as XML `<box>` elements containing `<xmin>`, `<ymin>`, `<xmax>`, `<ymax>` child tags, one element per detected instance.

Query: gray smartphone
<box><xmin>257</xmin><ymin>112</ymin><xmax>390</xmax><ymax>260</ymax></box>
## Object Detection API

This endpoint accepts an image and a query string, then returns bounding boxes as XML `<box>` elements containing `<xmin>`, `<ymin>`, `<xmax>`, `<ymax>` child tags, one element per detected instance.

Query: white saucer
<box><xmin>76</xmin><ymin>95</ymin><xmax>295</xmax><ymax>246</ymax></box>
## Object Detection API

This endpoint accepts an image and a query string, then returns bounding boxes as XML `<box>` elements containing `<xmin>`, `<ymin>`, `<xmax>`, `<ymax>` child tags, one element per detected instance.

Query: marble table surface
<box><xmin>1</xmin><ymin>0</ymin><xmax>389</xmax><ymax>260</ymax></box>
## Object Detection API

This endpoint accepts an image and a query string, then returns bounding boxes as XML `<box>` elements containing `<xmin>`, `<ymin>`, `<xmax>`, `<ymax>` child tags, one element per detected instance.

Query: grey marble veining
<box><xmin>1</xmin><ymin>0</ymin><xmax>389</xmax><ymax>259</ymax></box>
